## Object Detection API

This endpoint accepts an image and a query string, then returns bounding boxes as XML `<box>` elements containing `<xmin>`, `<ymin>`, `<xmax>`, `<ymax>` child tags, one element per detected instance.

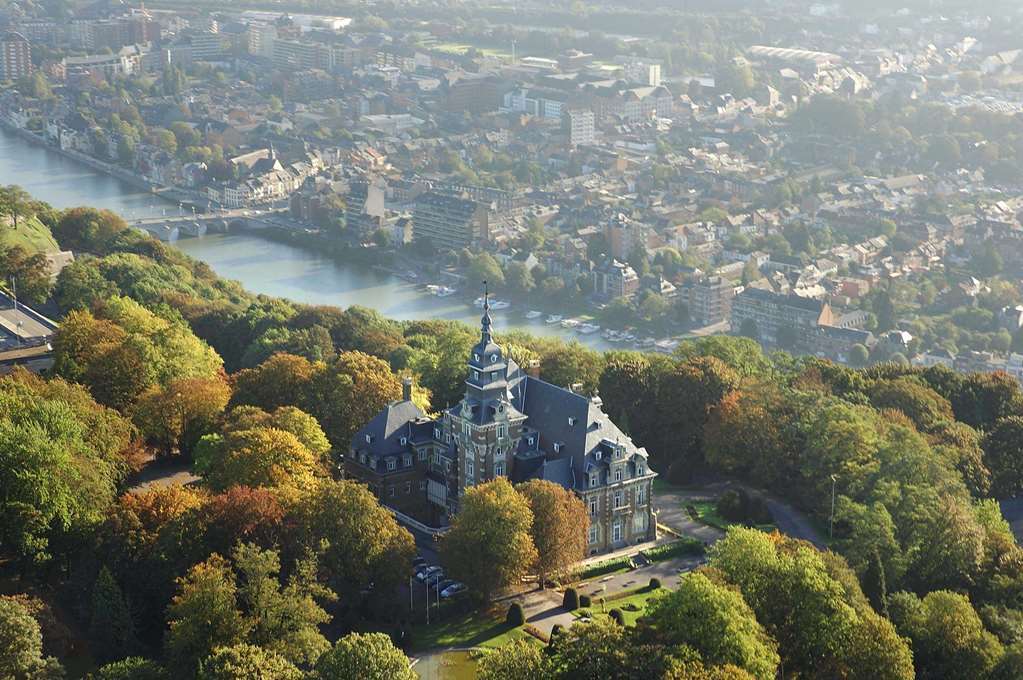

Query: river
<box><xmin>0</xmin><ymin>127</ymin><xmax>614</xmax><ymax>348</ymax></box>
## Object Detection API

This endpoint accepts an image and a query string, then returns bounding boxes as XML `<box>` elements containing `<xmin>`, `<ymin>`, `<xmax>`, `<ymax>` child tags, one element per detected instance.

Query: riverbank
<box><xmin>0</xmin><ymin>118</ymin><xmax>200</xmax><ymax>209</ymax></box>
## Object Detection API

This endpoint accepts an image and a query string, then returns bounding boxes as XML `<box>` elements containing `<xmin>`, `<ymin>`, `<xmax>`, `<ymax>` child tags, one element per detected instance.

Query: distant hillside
<box><xmin>0</xmin><ymin>216</ymin><xmax>59</xmax><ymax>255</ymax></box>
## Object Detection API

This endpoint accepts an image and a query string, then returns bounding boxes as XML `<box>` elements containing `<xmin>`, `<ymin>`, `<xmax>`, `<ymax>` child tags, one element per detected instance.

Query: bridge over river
<box><xmin>133</xmin><ymin>208</ymin><xmax>290</xmax><ymax>241</ymax></box>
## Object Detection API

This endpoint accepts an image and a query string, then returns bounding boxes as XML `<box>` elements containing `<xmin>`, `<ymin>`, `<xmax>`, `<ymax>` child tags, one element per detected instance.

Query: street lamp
<box><xmin>829</xmin><ymin>474</ymin><xmax>838</xmax><ymax>540</ymax></box>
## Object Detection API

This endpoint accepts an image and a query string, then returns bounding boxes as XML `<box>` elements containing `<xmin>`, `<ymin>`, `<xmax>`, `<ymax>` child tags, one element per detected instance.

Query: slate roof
<box><xmin>351</xmin><ymin>399</ymin><xmax>424</xmax><ymax>457</ymax></box>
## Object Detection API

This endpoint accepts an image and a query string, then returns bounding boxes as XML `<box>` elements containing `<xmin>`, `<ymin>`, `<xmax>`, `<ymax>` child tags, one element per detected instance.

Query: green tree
<box><xmin>441</xmin><ymin>479</ymin><xmax>538</xmax><ymax>602</ymax></box>
<box><xmin>0</xmin><ymin>185</ymin><xmax>32</xmax><ymax>230</ymax></box>
<box><xmin>90</xmin><ymin>657</ymin><xmax>168</xmax><ymax>680</ymax></box>
<box><xmin>294</xmin><ymin>480</ymin><xmax>415</xmax><ymax>596</ymax></box>
<box><xmin>52</xmin><ymin>207</ymin><xmax>129</xmax><ymax>253</ymax></box>
<box><xmin>0</xmin><ymin>597</ymin><xmax>64</xmax><ymax>679</ymax></box>
<box><xmin>193</xmin><ymin>427</ymin><xmax>322</xmax><ymax>494</ymax></box>
<box><xmin>90</xmin><ymin>567</ymin><xmax>137</xmax><ymax>663</ymax></box>
<box><xmin>889</xmin><ymin>590</ymin><xmax>1003</xmax><ymax>680</ymax></box>
<box><xmin>231</xmin><ymin>543</ymin><xmax>334</xmax><ymax>667</ymax></box>
<box><xmin>165</xmin><ymin>555</ymin><xmax>250</xmax><ymax>677</ymax></box>
<box><xmin>466</xmin><ymin>252</ymin><xmax>505</xmax><ymax>289</ymax></box>
<box><xmin>312</xmin><ymin>633</ymin><xmax>415</xmax><ymax>680</ymax></box>
<box><xmin>0</xmin><ymin>245</ymin><xmax>54</xmax><ymax>305</ymax></box>
<box><xmin>646</xmin><ymin>572</ymin><xmax>780</xmax><ymax>680</ymax></box>
<box><xmin>475</xmin><ymin>639</ymin><xmax>554</xmax><ymax>679</ymax></box>
<box><xmin>196</xmin><ymin>645</ymin><xmax>301</xmax><ymax>680</ymax></box>
<box><xmin>982</xmin><ymin>416</ymin><xmax>1023</xmax><ymax>497</ymax></box>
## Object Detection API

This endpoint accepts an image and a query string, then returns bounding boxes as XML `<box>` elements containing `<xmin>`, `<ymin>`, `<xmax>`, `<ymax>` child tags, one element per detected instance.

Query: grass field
<box><xmin>0</xmin><ymin>216</ymin><xmax>59</xmax><ymax>254</ymax></box>
<box><xmin>425</xmin><ymin>42</ymin><xmax>513</xmax><ymax>58</ymax></box>
<box><xmin>410</xmin><ymin>608</ymin><xmax>542</xmax><ymax>652</ymax></box>
<box><xmin>571</xmin><ymin>585</ymin><xmax>666</xmax><ymax>626</ymax></box>
<box><xmin>689</xmin><ymin>499</ymin><xmax>776</xmax><ymax>533</ymax></box>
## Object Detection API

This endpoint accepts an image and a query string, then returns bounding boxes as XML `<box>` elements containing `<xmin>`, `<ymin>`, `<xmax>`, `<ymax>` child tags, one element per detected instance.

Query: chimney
<box><xmin>402</xmin><ymin>376</ymin><xmax>413</xmax><ymax>402</ymax></box>
<box><xmin>526</xmin><ymin>359</ymin><xmax>541</xmax><ymax>379</ymax></box>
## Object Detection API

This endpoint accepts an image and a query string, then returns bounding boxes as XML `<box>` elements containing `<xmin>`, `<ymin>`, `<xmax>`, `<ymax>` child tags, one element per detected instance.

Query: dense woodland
<box><xmin>5</xmin><ymin>198</ymin><xmax>1023</xmax><ymax>678</ymax></box>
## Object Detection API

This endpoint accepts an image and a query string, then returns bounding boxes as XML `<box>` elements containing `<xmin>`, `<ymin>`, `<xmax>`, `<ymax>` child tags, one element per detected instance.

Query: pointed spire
<box><xmin>480</xmin><ymin>279</ymin><xmax>493</xmax><ymax>344</ymax></box>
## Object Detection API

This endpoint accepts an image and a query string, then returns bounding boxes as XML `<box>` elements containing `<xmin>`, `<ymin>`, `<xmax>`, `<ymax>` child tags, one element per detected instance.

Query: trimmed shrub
<box><xmin>644</xmin><ymin>539</ymin><xmax>704</xmax><ymax>562</ymax></box>
<box><xmin>523</xmin><ymin>624</ymin><xmax>549</xmax><ymax>644</ymax></box>
<box><xmin>649</xmin><ymin>577</ymin><xmax>662</xmax><ymax>590</ymax></box>
<box><xmin>578</xmin><ymin>556</ymin><xmax>632</xmax><ymax>580</ymax></box>
<box><xmin>563</xmin><ymin>588</ymin><xmax>579</xmax><ymax>611</ymax></box>
<box><xmin>579</xmin><ymin>594</ymin><xmax>592</xmax><ymax>608</ymax></box>
<box><xmin>609</xmin><ymin>608</ymin><xmax>625</xmax><ymax>625</ymax></box>
<box><xmin>506</xmin><ymin>603</ymin><xmax>525</xmax><ymax>626</ymax></box>
<box><xmin>549</xmin><ymin>624</ymin><xmax>564</xmax><ymax>643</ymax></box>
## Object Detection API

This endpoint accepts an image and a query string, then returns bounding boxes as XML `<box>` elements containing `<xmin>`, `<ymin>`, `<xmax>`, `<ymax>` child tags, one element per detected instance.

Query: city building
<box><xmin>687</xmin><ymin>276</ymin><xmax>734</xmax><ymax>327</ymax></box>
<box><xmin>592</xmin><ymin>259</ymin><xmax>640</xmax><ymax>301</ymax></box>
<box><xmin>412</xmin><ymin>192</ymin><xmax>489</xmax><ymax>251</ymax></box>
<box><xmin>730</xmin><ymin>288</ymin><xmax>834</xmax><ymax>349</ymax></box>
<box><xmin>345</xmin><ymin>177</ymin><xmax>387</xmax><ymax>236</ymax></box>
<box><xmin>346</xmin><ymin>300</ymin><xmax>658</xmax><ymax>553</ymax></box>
<box><xmin>563</xmin><ymin>108</ymin><xmax>595</xmax><ymax>147</ymax></box>
<box><xmin>0</xmin><ymin>32</ymin><xmax>32</xmax><ymax>82</ymax></box>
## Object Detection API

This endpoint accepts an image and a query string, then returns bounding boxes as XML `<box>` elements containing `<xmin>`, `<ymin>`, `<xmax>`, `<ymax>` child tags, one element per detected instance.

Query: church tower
<box><xmin>450</xmin><ymin>284</ymin><xmax>526</xmax><ymax>503</ymax></box>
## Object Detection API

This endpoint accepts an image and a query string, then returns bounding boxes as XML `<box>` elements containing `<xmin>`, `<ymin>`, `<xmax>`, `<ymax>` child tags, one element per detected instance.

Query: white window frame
<box><xmin>419</xmin><ymin>448</ymin><xmax>428</xmax><ymax>461</ymax></box>
<box><xmin>615</xmin><ymin>468</ymin><xmax>622</xmax><ymax>482</ymax></box>
<box><xmin>497</xmin><ymin>424</ymin><xmax>507</xmax><ymax>438</ymax></box>
<box><xmin>403</xmin><ymin>454</ymin><xmax>412</xmax><ymax>467</ymax></box>
<box><xmin>495</xmin><ymin>462</ymin><xmax>505</xmax><ymax>476</ymax></box>
<box><xmin>589</xmin><ymin>525</ymin><xmax>598</xmax><ymax>544</ymax></box>
<box><xmin>589</xmin><ymin>498</ymin><xmax>597</xmax><ymax>516</ymax></box>
<box><xmin>553</xmin><ymin>442</ymin><xmax>561</xmax><ymax>453</ymax></box>
<box><xmin>387</xmin><ymin>486</ymin><xmax>395</xmax><ymax>498</ymax></box>
<box><xmin>614</xmin><ymin>490</ymin><xmax>623</xmax><ymax>508</ymax></box>
<box><xmin>365</xmin><ymin>434</ymin><xmax>372</xmax><ymax>443</ymax></box>
<box><xmin>400</xmin><ymin>436</ymin><xmax>407</xmax><ymax>446</ymax></box>
<box><xmin>386</xmin><ymin>459</ymin><xmax>396</xmax><ymax>471</ymax></box>
<box><xmin>612</xmin><ymin>520</ymin><xmax>622</xmax><ymax>542</ymax></box>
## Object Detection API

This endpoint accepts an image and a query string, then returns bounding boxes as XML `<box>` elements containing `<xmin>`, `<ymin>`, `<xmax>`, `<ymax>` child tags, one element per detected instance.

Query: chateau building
<box><xmin>346</xmin><ymin>293</ymin><xmax>657</xmax><ymax>554</ymax></box>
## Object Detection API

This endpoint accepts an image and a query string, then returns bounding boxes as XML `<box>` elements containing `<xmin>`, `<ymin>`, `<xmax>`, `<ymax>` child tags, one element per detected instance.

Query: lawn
<box><xmin>571</xmin><ymin>586</ymin><xmax>665</xmax><ymax>626</ymax></box>
<box><xmin>426</xmin><ymin>42</ymin><xmax>512</xmax><ymax>58</ymax></box>
<box><xmin>409</xmin><ymin>608</ymin><xmax>542</xmax><ymax>652</ymax></box>
<box><xmin>0</xmin><ymin>216</ymin><xmax>59</xmax><ymax>255</ymax></box>
<box><xmin>688</xmin><ymin>499</ymin><xmax>776</xmax><ymax>533</ymax></box>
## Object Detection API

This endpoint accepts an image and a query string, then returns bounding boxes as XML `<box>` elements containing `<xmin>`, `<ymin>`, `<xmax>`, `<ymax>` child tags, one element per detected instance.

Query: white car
<box><xmin>440</xmin><ymin>582</ymin><xmax>467</xmax><ymax>599</ymax></box>
<box><xmin>416</xmin><ymin>565</ymin><xmax>442</xmax><ymax>583</ymax></box>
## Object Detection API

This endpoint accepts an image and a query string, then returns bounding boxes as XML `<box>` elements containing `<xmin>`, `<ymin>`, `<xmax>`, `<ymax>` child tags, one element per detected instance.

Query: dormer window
<box><xmin>491</xmin><ymin>354</ymin><xmax>498</xmax><ymax>362</ymax></box>
<box><xmin>528</xmin><ymin>436</ymin><xmax>535</xmax><ymax>446</ymax></box>
<box><xmin>434</xmin><ymin>428</ymin><xmax>441</xmax><ymax>439</ymax></box>
<box><xmin>553</xmin><ymin>442</ymin><xmax>561</xmax><ymax>453</ymax></box>
<box><xmin>590</xmin><ymin>475</ymin><xmax>598</xmax><ymax>488</ymax></box>
<box><xmin>403</xmin><ymin>454</ymin><xmax>412</xmax><ymax>467</ymax></box>
<box><xmin>595</xmin><ymin>450</ymin><xmax>602</xmax><ymax>460</ymax></box>
<box><xmin>473</xmin><ymin>370</ymin><xmax>480</xmax><ymax>380</ymax></box>
<box><xmin>474</xmin><ymin>353</ymin><xmax>480</xmax><ymax>361</ymax></box>
<box><xmin>568</xmin><ymin>417</ymin><xmax>577</xmax><ymax>426</ymax></box>
<box><xmin>386</xmin><ymin>459</ymin><xmax>396</xmax><ymax>471</ymax></box>
<box><xmin>637</xmin><ymin>463</ymin><xmax>645</xmax><ymax>475</ymax></box>
<box><xmin>615</xmin><ymin>468</ymin><xmax>622</xmax><ymax>482</ymax></box>
<box><xmin>615</xmin><ymin>449</ymin><xmax>622</xmax><ymax>459</ymax></box>
<box><xmin>400</xmin><ymin>436</ymin><xmax>407</xmax><ymax>446</ymax></box>
<box><xmin>365</xmin><ymin>434</ymin><xmax>372</xmax><ymax>444</ymax></box>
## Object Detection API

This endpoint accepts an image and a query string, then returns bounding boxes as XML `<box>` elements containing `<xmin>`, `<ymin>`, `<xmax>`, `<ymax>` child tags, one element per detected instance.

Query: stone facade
<box><xmin>346</xmin><ymin>295</ymin><xmax>657</xmax><ymax>554</ymax></box>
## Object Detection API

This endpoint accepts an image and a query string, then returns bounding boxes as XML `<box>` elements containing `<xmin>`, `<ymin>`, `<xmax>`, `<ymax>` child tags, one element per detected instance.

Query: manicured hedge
<box><xmin>644</xmin><ymin>539</ymin><xmax>704</xmax><ymax>562</ymax></box>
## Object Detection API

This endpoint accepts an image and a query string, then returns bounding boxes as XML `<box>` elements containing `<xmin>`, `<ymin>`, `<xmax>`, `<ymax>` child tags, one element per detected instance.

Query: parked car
<box><xmin>441</xmin><ymin>582</ymin><xmax>468</xmax><ymax>599</ymax></box>
<box><xmin>436</xmin><ymin>579</ymin><xmax>456</xmax><ymax>592</ymax></box>
<box><xmin>412</xmin><ymin>556</ymin><xmax>428</xmax><ymax>570</ymax></box>
<box><xmin>416</xmin><ymin>566</ymin><xmax>441</xmax><ymax>582</ymax></box>
<box><xmin>424</xmin><ymin>570</ymin><xmax>446</xmax><ymax>586</ymax></box>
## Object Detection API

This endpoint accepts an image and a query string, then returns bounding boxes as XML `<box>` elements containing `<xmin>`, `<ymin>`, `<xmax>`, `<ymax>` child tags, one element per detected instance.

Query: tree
<box><xmin>52</xmin><ymin>207</ymin><xmax>129</xmax><ymax>253</ymax></box>
<box><xmin>517</xmin><ymin>480</ymin><xmax>588</xmax><ymax>586</ymax></box>
<box><xmin>983</xmin><ymin>416</ymin><xmax>1023</xmax><ymax>498</ymax></box>
<box><xmin>441</xmin><ymin>479</ymin><xmax>538</xmax><ymax>602</ymax></box>
<box><xmin>0</xmin><ymin>597</ymin><xmax>64</xmax><ymax>679</ymax></box>
<box><xmin>230</xmin><ymin>353</ymin><xmax>318</xmax><ymax>413</ymax></box>
<box><xmin>889</xmin><ymin>590</ymin><xmax>1003</xmax><ymax>680</ymax></box>
<box><xmin>231</xmin><ymin>543</ymin><xmax>334</xmax><ymax>667</ymax></box>
<box><xmin>312</xmin><ymin>633</ymin><xmax>415</xmax><ymax>680</ymax></box>
<box><xmin>849</xmin><ymin>344</ymin><xmax>869</xmax><ymax>367</ymax></box>
<box><xmin>91</xmin><ymin>657</ymin><xmax>169</xmax><ymax>680</ymax></box>
<box><xmin>475</xmin><ymin>639</ymin><xmax>554</xmax><ymax>679</ymax></box>
<box><xmin>548</xmin><ymin>616</ymin><xmax>632</xmax><ymax>677</ymax></box>
<box><xmin>0</xmin><ymin>185</ymin><xmax>32</xmax><ymax>229</ymax></box>
<box><xmin>0</xmin><ymin>371</ymin><xmax>133</xmax><ymax>568</ymax></box>
<box><xmin>0</xmin><ymin>246</ymin><xmax>53</xmax><ymax>305</ymax></box>
<box><xmin>646</xmin><ymin>572</ymin><xmax>780</xmax><ymax>680</ymax></box>
<box><xmin>294</xmin><ymin>480</ymin><xmax>415</xmax><ymax>595</ymax></box>
<box><xmin>165</xmin><ymin>555</ymin><xmax>250</xmax><ymax>676</ymax></box>
<box><xmin>466</xmin><ymin>252</ymin><xmax>505</xmax><ymax>289</ymax></box>
<box><xmin>193</xmin><ymin>427</ymin><xmax>321</xmax><ymax>494</ymax></box>
<box><xmin>90</xmin><ymin>567</ymin><xmax>137</xmax><ymax>663</ymax></box>
<box><xmin>132</xmin><ymin>377</ymin><xmax>231</xmax><ymax>456</ymax></box>
<box><xmin>196</xmin><ymin>645</ymin><xmax>301</xmax><ymax>680</ymax></box>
